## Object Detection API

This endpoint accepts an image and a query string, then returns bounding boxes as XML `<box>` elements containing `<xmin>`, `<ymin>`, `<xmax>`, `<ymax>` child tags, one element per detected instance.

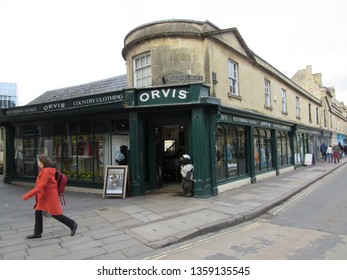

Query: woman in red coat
<box><xmin>22</xmin><ymin>154</ymin><xmax>78</xmax><ymax>239</ymax></box>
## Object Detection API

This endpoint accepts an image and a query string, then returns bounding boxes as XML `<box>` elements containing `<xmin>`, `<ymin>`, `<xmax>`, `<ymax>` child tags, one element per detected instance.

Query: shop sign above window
<box><xmin>4</xmin><ymin>92</ymin><xmax>124</xmax><ymax>116</ymax></box>
<box><xmin>218</xmin><ymin>115</ymin><xmax>291</xmax><ymax>131</ymax></box>
<box><xmin>137</xmin><ymin>87</ymin><xmax>191</xmax><ymax>106</ymax></box>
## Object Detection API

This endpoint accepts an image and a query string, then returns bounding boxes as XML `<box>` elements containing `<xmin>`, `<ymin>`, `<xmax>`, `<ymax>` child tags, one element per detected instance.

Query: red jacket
<box><xmin>22</xmin><ymin>167</ymin><xmax>63</xmax><ymax>215</ymax></box>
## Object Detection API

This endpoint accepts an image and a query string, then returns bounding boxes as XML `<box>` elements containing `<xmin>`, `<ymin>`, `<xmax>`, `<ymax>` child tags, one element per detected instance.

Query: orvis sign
<box><xmin>137</xmin><ymin>88</ymin><xmax>190</xmax><ymax>106</ymax></box>
<box><xmin>4</xmin><ymin>92</ymin><xmax>123</xmax><ymax>116</ymax></box>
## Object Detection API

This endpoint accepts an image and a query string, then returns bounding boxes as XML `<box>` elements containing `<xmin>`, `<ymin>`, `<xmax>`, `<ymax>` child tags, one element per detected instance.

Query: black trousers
<box><xmin>34</xmin><ymin>210</ymin><xmax>75</xmax><ymax>235</ymax></box>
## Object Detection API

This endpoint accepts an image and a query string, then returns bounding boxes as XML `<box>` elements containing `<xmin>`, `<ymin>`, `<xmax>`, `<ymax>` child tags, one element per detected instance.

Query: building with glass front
<box><xmin>0</xmin><ymin>82</ymin><xmax>17</xmax><ymax>108</ymax></box>
<box><xmin>0</xmin><ymin>20</ymin><xmax>346</xmax><ymax>197</ymax></box>
<box><xmin>0</xmin><ymin>82</ymin><xmax>18</xmax><ymax>173</ymax></box>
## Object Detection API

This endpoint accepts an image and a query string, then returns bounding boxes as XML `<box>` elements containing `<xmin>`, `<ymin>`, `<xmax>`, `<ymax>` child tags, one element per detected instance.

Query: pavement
<box><xmin>0</xmin><ymin>157</ymin><xmax>346</xmax><ymax>260</ymax></box>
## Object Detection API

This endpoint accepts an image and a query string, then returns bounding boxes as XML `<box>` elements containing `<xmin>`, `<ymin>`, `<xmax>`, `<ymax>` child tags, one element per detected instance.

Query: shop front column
<box><xmin>249</xmin><ymin>127</ymin><xmax>256</xmax><ymax>183</ymax></box>
<box><xmin>128</xmin><ymin>111</ymin><xmax>145</xmax><ymax>196</ymax></box>
<box><xmin>191</xmin><ymin>107</ymin><xmax>214</xmax><ymax>198</ymax></box>
<box><xmin>273</xmin><ymin>130</ymin><xmax>280</xmax><ymax>175</ymax></box>
<box><xmin>4</xmin><ymin>125</ymin><xmax>14</xmax><ymax>183</ymax></box>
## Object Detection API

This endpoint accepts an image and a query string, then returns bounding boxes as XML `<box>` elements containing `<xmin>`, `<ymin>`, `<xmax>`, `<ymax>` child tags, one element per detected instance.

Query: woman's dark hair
<box><xmin>38</xmin><ymin>154</ymin><xmax>52</xmax><ymax>167</ymax></box>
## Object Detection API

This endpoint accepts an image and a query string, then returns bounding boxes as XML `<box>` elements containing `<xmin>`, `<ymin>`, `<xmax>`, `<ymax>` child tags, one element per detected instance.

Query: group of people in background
<box><xmin>320</xmin><ymin>142</ymin><xmax>346</xmax><ymax>164</ymax></box>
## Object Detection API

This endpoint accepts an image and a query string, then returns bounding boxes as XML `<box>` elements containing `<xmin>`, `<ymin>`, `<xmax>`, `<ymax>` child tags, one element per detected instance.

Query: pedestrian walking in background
<box><xmin>326</xmin><ymin>144</ymin><xmax>333</xmax><ymax>163</ymax></box>
<box><xmin>332</xmin><ymin>144</ymin><xmax>340</xmax><ymax>164</ymax></box>
<box><xmin>22</xmin><ymin>154</ymin><xmax>78</xmax><ymax>239</ymax></box>
<box><xmin>338</xmin><ymin>142</ymin><xmax>344</xmax><ymax>158</ymax></box>
<box><xmin>320</xmin><ymin>142</ymin><xmax>327</xmax><ymax>162</ymax></box>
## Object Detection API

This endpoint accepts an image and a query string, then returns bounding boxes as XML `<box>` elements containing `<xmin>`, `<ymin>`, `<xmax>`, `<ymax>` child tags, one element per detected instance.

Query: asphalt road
<box><xmin>147</xmin><ymin>164</ymin><xmax>347</xmax><ymax>260</ymax></box>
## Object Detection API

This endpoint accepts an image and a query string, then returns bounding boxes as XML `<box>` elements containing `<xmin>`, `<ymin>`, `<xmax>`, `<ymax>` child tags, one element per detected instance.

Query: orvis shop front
<box><xmin>1</xmin><ymin>82</ymin><xmax>318</xmax><ymax>197</ymax></box>
<box><xmin>0</xmin><ymin>83</ymin><xmax>222</xmax><ymax>198</ymax></box>
<box><xmin>124</xmin><ymin>83</ymin><xmax>220</xmax><ymax>197</ymax></box>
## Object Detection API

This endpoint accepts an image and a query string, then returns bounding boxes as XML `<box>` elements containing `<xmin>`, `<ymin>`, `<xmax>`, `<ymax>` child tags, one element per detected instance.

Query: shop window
<box><xmin>14</xmin><ymin>137</ymin><xmax>24</xmax><ymax>176</ymax></box>
<box><xmin>216</xmin><ymin>125</ymin><xmax>248</xmax><ymax>182</ymax></box>
<box><xmin>262</xmin><ymin>130</ymin><xmax>273</xmax><ymax>170</ymax></box>
<box><xmin>226</xmin><ymin>127</ymin><xmax>236</xmax><ymax>176</ymax></box>
<box><xmin>254</xmin><ymin>128</ymin><xmax>273</xmax><ymax>172</ymax></box>
<box><xmin>285</xmin><ymin>133</ymin><xmax>292</xmax><ymax>165</ymax></box>
<box><xmin>236</xmin><ymin>127</ymin><xmax>248</xmax><ymax>176</ymax></box>
<box><xmin>254</xmin><ymin>129</ymin><xmax>260</xmax><ymax>172</ymax></box>
<box><xmin>227</xmin><ymin>126</ymin><xmax>248</xmax><ymax>177</ymax></box>
<box><xmin>277</xmin><ymin>131</ymin><xmax>290</xmax><ymax>167</ymax></box>
<box><xmin>93</xmin><ymin>134</ymin><xmax>105</xmax><ymax>183</ymax></box>
<box><xmin>13</xmin><ymin>120</ymin><xmax>129</xmax><ymax>186</ymax></box>
<box><xmin>37</xmin><ymin>124</ymin><xmax>56</xmax><ymax>164</ymax></box>
<box><xmin>216</xmin><ymin>125</ymin><xmax>226</xmax><ymax>180</ymax></box>
<box><xmin>23</xmin><ymin>136</ymin><xmax>36</xmax><ymax>176</ymax></box>
<box><xmin>17</xmin><ymin>125</ymin><xmax>39</xmax><ymax>177</ymax></box>
<box><xmin>294</xmin><ymin>133</ymin><xmax>304</xmax><ymax>164</ymax></box>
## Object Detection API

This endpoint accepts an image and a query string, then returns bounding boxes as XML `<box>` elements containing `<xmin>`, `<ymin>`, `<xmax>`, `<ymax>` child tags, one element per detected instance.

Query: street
<box><xmin>146</xmin><ymin>163</ymin><xmax>347</xmax><ymax>260</ymax></box>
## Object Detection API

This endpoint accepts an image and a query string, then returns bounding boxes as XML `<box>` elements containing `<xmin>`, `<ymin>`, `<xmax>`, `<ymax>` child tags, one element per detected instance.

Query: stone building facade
<box><xmin>0</xmin><ymin>20</ymin><xmax>346</xmax><ymax>197</ymax></box>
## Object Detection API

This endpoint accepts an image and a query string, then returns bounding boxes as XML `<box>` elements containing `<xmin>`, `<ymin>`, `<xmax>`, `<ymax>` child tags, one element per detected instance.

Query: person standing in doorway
<box><xmin>22</xmin><ymin>154</ymin><xmax>78</xmax><ymax>239</ymax></box>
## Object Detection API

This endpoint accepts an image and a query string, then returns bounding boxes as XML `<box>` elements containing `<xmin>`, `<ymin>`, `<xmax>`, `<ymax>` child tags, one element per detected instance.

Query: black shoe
<box><xmin>71</xmin><ymin>223</ymin><xmax>78</xmax><ymax>236</ymax></box>
<box><xmin>27</xmin><ymin>233</ymin><xmax>41</xmax><ymax>239</ymax></box>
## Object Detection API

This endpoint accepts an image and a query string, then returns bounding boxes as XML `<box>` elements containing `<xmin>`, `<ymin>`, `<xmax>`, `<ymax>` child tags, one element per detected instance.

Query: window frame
<box><xmin>316</xmin><ymin>107</ymin><xmax>319</xmax><ymax>124</ymax></box>
<box><xmin>281</xmin><ymin>88</ymin><xmax>287</xmax><ymax>113</ymax></box>
<box><xmin>228</xmin><ymin>59</ymin><xmax>239</xmax><ymax>96</ymax></box>
<box><xmin>264</xmin><ymin>79</ymin><xmax>271</xmax><ymax>107</ymax></box>
<box><xmin>133</xmin><ymin>52</ymin><xmax>152</xmax><ymax>88</ymax></box>
<box><xmin>296</xmin><ymin>96</ymin><xmax>300</xmax><ymax>118</ymax></box>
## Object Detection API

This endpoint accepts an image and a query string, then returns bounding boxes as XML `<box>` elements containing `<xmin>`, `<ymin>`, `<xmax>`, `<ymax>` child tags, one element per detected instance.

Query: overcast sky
<box><xmin>1</xmin><ymin>0</ymin><xmax>346</xmax><ymax>106</ymax></box>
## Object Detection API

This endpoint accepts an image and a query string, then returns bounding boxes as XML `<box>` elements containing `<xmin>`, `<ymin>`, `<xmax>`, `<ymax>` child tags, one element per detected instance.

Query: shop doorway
<box><xmin>155</xmin><ymin>123</ymin><xmax>187</xmax><ymax>191</ymax></box>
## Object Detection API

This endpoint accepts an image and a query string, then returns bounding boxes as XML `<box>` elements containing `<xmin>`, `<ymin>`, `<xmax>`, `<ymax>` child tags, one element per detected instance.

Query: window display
<box><xmin>215</xmin><ymin>125</ymin><xmax>248</xmax><ymax>181</ymax></box>
<box><xmin>13</xmin><ymin>120</ymin><xmax>129</xmax><ymax>186</ymax></box>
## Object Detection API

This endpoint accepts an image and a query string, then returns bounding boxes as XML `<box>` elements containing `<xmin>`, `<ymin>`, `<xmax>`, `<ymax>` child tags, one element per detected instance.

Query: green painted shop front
<box><xmin>1</xmin><ymin>83</ymin><xmax>323</xmax><ymax>198</ymax></box>
<box><xmin>0</xmin><ymin>84</ymin><xmax>221</xmax><ymax>198</ymax></box>
<box><xmin>0</xmin><ymin>91</ymin><xmax>129</xmax><ymax>189</ymax></box>
<box><xmin>215</xmin><ymin>107</ymin><xmax>295</xmax><ymax>189</ymax></box>
<box><xmin>124</xmin><ymin>84</ymin><xmax>220</xmax><ymax>198</ymax></box>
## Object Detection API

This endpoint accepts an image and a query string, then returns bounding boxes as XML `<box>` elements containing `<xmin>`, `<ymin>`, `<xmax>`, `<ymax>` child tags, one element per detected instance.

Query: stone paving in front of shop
<box><xmin>0</xmin><ymin>157</ymin><xmax>345</xmax><ymax>260</ymax></box>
